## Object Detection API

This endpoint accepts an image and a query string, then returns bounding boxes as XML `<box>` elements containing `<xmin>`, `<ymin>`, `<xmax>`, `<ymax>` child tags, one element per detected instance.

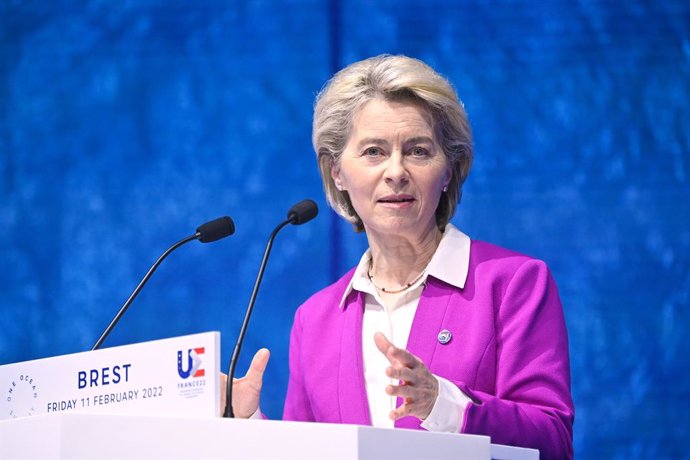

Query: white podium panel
<box><xmin>1</xmin><ymin>332</ymin><xmax>221</xmax><ymax>420</ymax></box>
<box><xmin>0</xmin><ymin>414</ymin><xmax>493</xmax><ymax>460</ymax></box>
<box><xmin>491</xmin><ymin>444</ymin><xmax>539</xmax><ymax>460</ymax></box>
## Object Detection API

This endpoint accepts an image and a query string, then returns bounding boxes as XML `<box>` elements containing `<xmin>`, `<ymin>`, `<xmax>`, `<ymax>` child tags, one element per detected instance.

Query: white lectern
<box><xmin>0</xmin><ymin>413</ymin><xmax>537</xmax><ymax>460</ymax></box>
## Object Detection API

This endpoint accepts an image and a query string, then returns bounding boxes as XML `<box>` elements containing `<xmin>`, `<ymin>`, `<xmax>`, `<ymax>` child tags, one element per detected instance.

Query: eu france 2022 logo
<box><xmin>177</xmin><ymin>347</ymin><xmax>205</xmax><ymax>379</ymax></box>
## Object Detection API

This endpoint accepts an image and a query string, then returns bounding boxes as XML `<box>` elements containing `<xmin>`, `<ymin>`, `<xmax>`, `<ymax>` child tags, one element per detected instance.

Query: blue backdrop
<box><xmin>1</xmin><ymin>1</ymin><xmax>689</xmax><ymax>458</ymax></box>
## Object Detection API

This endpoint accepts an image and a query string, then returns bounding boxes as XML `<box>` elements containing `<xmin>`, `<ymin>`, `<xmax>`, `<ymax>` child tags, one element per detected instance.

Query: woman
<box><xmin>231</xmin><ymin>55</ymin><xmax>574</xmax><ymax>460</ymax></box>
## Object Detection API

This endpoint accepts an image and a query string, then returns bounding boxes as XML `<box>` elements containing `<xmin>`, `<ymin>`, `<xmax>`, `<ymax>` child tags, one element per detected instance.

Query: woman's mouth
<box><xmin>378</xmin><ymin>195</ymin><xmax>415</xmax><ymax>206</ymax></box>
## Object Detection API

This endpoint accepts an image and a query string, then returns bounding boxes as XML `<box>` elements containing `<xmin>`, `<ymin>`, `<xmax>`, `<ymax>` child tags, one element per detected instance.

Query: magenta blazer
<box><xmin>284</xmin><ymin>240</ymin><xmax>574</xmax><ymax>460</ymax></box>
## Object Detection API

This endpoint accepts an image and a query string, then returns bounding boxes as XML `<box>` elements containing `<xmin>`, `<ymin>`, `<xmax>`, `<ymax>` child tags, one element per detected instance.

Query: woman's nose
<box><xmin>383</xmin><ymin>152</ymin><xmax>409</xmax><ymax>185</ymax></box>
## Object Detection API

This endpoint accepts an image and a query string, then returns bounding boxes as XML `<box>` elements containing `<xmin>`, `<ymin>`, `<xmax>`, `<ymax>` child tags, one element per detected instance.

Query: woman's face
<box><xmin>332</xmin><ymin>98</ymin><xmax>451</xmax><ymax>239</ymax></box>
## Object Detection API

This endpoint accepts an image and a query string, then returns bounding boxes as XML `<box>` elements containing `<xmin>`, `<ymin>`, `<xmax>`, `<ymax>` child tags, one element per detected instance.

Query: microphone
<box><xmin>287</xmin><ymin>199</ymin><xmax>319</xmax><ymax>225</ymax></box>
<box><xmin>91</xmin><ymin>216</ymin><xmax>235</xmax><ymax>351</ymax></box>
<box><xmin>223</xmin><ymin>199</ymin><xmax>318</xmax><ymax>418</ymax></box>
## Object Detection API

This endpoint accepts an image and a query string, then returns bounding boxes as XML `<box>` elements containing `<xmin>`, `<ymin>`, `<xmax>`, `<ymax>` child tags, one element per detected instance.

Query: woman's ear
<box><xmin>331</xmin><ymin>160</ymin><xmax>345</xmax><ymax>191</ymax></box>
<box><xmin>442</xmin><ymin>166</ymin><xmax>452</xmax><ymax>191</ymax></box>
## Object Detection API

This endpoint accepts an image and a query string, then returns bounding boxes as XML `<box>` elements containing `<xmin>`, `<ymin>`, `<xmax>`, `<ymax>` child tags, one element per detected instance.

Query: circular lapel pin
<box><xmin>438</xmin><ymin>329</ymin><xmax>452</xmax><ymax>345</ymax></box>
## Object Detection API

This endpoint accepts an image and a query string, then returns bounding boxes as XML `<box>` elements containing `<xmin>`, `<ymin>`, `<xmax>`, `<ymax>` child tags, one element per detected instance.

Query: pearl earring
<box><xmin>442</xmin><ymin>185</ymin><xmax>448</xmax><ymax>192</ymax></box>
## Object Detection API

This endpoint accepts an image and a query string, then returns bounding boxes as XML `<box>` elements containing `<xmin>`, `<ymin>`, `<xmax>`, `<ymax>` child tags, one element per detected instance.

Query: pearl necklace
<box><xmin>367</xmin><ymin>262</ymin><xmax>426</xmax><ymax>294</ymax></box>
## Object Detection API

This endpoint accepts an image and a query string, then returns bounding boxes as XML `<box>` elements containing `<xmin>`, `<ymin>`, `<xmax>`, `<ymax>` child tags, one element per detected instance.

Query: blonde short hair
<box><xmin>313</xmin><ymin>54</ymin><xmax>473</xmax><ymax>232</ymax></box>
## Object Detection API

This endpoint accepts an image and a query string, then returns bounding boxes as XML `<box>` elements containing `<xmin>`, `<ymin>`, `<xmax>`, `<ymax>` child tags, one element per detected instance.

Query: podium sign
<box><xmin>0</xmin><ymin>332</ymin><xmax>221</xmax><ymax>420</ymax></box>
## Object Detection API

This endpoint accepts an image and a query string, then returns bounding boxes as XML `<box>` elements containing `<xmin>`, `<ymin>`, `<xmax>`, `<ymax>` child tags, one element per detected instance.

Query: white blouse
<box><xmin>337</xmin><ymin>224</ymin><xmax>473</xmax><ymax>432</ymax></box>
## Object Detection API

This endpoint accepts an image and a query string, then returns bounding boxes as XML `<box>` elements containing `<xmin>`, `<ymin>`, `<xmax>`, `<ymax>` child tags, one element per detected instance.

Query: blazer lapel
<box><xmin>337</xmin><ymin>290</ymin><xmax>372</xmax><ymax>425</ymax></box>
<box><xmin>395</xmin><ymin>278</ymin><xmax>453</xmax><ymax>429</ymax></box>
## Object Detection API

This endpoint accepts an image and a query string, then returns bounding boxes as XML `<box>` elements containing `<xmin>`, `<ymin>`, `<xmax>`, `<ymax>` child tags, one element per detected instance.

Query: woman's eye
<box><xmin>364</xmin><ymin>147</ymin><xmax>381</xmax><ymax>157</ymax></box>
<box><xmin>410</xmin><ymin>147</ymin><xmax>429</xmax><ymax>157</ymax></box>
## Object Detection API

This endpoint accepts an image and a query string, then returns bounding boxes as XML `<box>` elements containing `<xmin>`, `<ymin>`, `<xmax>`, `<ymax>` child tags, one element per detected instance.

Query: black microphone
<box><xmin>92</xmin><ymin>216</ymin><xmax>235</xmax><ymax>351</ymax></box>
<box><xmin>223</xmin><ymin>199</ymin><xmax>318</xmax><ymax>418</ymax></box>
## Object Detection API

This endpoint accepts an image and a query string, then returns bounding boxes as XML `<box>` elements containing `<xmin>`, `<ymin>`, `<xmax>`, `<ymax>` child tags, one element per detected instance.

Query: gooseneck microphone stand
<box><xmin>224</xmin><ymin>199</ymin><xmax>317</xmax><ymax>418</ymax></box>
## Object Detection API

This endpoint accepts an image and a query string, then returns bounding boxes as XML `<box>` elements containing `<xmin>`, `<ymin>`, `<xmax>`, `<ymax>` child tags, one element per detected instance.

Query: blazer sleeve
<box><xmin>458</xmin><ymin>258</ymin><xmax>574</xmax><ymax>460</ymax></box>
<box><xmin>282</xmin><ymin>306</ymin><xmax>316</xmax><ymax>422</ymax></box>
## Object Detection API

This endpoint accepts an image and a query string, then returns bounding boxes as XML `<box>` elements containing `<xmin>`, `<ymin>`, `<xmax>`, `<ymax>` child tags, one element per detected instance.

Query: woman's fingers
<box><xmin>246</xmin><ymin>348</ymin><xmax>270</xmax><ymax>388</ymax></box>
<box><xmin>389</xmin><ymin>402</ymin><xmax>412</xmax><ymax>420</ymax></box>
<box><xmin>374</xmin><ymin>332</ymin><xmax>438</xmax><ymax>421</ymax></box>
<box><xmin>374</xmin><ymin>332</ymin><xmax>419</xmax><ymax>368</ymax></box>
<box><xmin>374</xmin><ymin>332</ymin><xmax>393</xmax><ymax>356</ymax></box>
<box><xmin>386</xmin><ymin>376</ymin><xmax>438</xmax><ymax>421</ymax></box>
<box><xmin>385</xmin><ymin>364</ymin><xmax>417</xmax><ymax>382</ymax></box>
<box><xmin>219</xmin><ymin>373</ymin><xmax>228</xmax><ymax>412</ymax></box>
<box><xmin>228</xmin><ymin>348</ymin><xmax>271</xmax><ymax>419</ymax></box>
<box><xmin>385</xmin><ymin>377</ymin><xmax>436</xmax><ymax>399</ymax></box>
<box><xmin>386</xmin><ymin>346</ymin><xmax>419</xmax><ymax>368</ymax></box>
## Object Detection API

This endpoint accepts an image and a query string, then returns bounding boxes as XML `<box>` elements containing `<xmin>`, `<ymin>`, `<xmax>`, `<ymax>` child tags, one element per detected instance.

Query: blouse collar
<box><xmin>337</xmin><ymin>223</ymin><xmax>471</xmax><ymax>309</ymax></box>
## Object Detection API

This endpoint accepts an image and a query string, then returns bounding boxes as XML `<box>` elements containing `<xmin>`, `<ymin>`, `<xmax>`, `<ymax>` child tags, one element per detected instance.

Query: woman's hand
<box><xmin>374</xmin><ymin>332</ymin><xmax>438</xmax><ymax>421</ymax></box>
<box><xmin>219</xmin><ymin>348</ymin><xmax>270</xmax><ymax>418</ymax></box>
